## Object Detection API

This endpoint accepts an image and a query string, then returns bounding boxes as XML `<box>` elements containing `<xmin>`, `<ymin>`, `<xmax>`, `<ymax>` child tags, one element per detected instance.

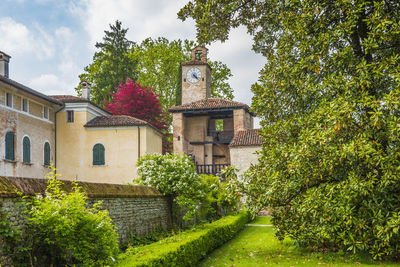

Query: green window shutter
<box><xmin>93</xmin><ymin>144</ymin><xmax>105</xmax><ymax>165</ymax></box>
<box><xmin>23</xmin><ymin>136</ymin><xmax>30</xmax><ymax>163</ymax></box>
<box><xmin>44</xmin><ymin>142</ymin><xmax>50</xmax><ymax>166</ymax></box>
<box><xmin>5</xmin><ymin>132</ymin><xmax>15</xmax><ymax>161</ymax></box>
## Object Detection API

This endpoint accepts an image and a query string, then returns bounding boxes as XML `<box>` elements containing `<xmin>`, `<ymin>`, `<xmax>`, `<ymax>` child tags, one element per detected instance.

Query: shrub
<box><xmin>136</xmin><ymin>153</ymin><xmax>203</xmax><ymax>221</ymax></box>
<box><xmin>116</xmin><ymin>211</ymin><xmax>250</xmax><ymax>266</ymax></box>
<box><xmin>198</xmin><ymin>174</ymin><xmax>238</xmax><ymax>221</ymax></box>
<box><xmin>25</xmin><ymin>168</ymin><xmax>119</xmax><ymax>266</ymax></box>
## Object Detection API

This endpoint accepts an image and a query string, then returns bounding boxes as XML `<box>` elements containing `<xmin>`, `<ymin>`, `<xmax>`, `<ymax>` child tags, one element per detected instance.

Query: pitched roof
<box><xmin>84</xmin><ymin>115</ymin><xmax>148</xmax><ymax>128</ymax></box>
<box><xmin>0</xmin><ymin>75</ymin><xmax>62</xmax><ymax>105</ymax></box>
<box><xmin>168</xmin><ymin>98</ymin><xmax>251</xmax><ymax>113</ymax></box>
<box><xmin>49</xmin><ymin>95</ymin><xmax>110</xmax><ymax>114</ymax></box>
<box><xmin>50</xmin><ymin>95</ymin><xmax>87</xmax><ymax>103</ymax></box>
<box><xmin>230</xmin><ymin>129</ymin><xmax>263</xmax><ymax>147</ymax></box>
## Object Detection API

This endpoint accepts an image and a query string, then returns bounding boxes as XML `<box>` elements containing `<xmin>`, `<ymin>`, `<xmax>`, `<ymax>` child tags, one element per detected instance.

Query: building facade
<box><xmin>169</xmin><ymin>46</ymin><xmax>262</xmax><ymax>175</ymax></box>
<box><xmin>0</xmin><ymin>51</ymin><xmax>162</xmax><ymax>184</ymax></box>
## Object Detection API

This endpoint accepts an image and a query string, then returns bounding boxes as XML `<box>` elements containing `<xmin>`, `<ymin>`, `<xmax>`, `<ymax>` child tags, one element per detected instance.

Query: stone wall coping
<box><xmin>0</xmin><ymin>176</ymin><xmax>163</xmax><ymax>198</ymax></box>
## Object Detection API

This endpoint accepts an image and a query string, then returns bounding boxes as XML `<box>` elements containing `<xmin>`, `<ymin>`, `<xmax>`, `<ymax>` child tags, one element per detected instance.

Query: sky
<box><xmin>0</xmin><ymin>0</ymin><xmax>265</xmax><ymax>126</ymax></box>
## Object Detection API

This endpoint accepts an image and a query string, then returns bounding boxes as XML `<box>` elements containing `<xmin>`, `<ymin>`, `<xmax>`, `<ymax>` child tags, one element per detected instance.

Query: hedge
<box><xmin>116</xmin><ymin>211</ymin><xmax>250</xmax><ymax>267</ymax></box>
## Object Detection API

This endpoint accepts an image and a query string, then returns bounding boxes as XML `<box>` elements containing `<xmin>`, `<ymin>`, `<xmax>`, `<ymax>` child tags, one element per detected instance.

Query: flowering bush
<box><xmin>25</xmin><ymin>168</ymin><xmax>119</xmax><ymax>266</ymax></box>
<box><xmin>136</xmin><ymin>154</ymin><xmax>203</xmax><ymax>221</ymax></box>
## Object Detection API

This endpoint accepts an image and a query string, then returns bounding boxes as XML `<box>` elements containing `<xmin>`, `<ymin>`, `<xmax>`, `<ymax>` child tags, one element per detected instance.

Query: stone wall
<box><xmin>0</xmin><ymin>177</ymin><xmax>172</xmax><ymax>266</ymax></box>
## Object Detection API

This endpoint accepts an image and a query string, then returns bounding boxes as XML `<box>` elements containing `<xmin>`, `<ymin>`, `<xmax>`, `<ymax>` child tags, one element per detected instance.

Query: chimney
<box><xmin>0</xmin><ymin>51</ymin><xmax>11</xmax><ymax>78</ymax></box>
<box><xmin>81</xmin><ymin>81</ymin><xmax>91</xmax><ymax>100</ymax></box>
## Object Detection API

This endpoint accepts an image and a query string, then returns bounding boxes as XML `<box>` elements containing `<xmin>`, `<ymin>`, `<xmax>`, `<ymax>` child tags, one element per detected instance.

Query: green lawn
<box><xmin>199</xmin><ymin>216</ymin><xmax>399</xmax><ymax>267</ymax></box>
<box><xmin>248</xmin><ymin>216</ymin><xmax>272</xmax><ymax>225</ymax></box>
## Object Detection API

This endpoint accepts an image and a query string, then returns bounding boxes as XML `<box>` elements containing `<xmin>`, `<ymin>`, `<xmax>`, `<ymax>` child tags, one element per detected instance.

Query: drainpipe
<box><xmin>138</xmin><ymin>126</ymin><xmax>141</xmax><ymax>159</ymax></box>
<box><xmin>53</xmin><ymin>103</ymin><xmax>64</xmax><ymax>171</ymax></box>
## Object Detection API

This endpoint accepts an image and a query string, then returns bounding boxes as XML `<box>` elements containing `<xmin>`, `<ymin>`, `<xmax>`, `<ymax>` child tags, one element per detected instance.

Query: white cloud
<box><xmin>29</xmin><ymin>74</ymin><xmax>75</xmax><ymax>95</ymax></box>
<box><xmin>71</xmin><ymin>0</ymin><xmax>195</xmax><ymax>49</ymax></box>
<box><xmin>0</xmin><ymin>17</ymin><xmax>54</xmax><ymax>59</ymax></box>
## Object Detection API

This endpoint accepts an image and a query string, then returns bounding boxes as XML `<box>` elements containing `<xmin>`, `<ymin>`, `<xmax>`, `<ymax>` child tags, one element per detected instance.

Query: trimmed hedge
<box><xmin>117</xmin><ymin>211</ymin><xmax>250</xmax><ymax>267</ymax></box>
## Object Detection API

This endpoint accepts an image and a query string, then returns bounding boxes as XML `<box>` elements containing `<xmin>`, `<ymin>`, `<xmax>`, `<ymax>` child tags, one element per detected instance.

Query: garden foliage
<box><xmin>136</xmin><ymin>154</ymin><xmax>237</xmax><ymax>222</ymax></box>
<box><xmin>180</xmin><ymin>0</ymin><xmax>400</xmax><ymax>259</ymax></box>
<box><xmin>25</xmin><ymin>168</ymin><xmax>119</xmax><ymax>266</ymax></box>
<box><xmin>117</xmin><ymin>211</ymin><xmax>250</xmax><ymax>267</ymax></box>
<box><xmin>136</xmin><ymin>153</ymin><xmax>203</xmax><ymax>221</ymax></box>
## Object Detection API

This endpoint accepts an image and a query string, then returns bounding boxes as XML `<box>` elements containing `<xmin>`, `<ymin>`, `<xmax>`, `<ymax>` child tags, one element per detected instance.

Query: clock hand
<box><xmin>192</xmin><ymin>73</ymin><xmax>198</xmax><ymax>79</ymax></box>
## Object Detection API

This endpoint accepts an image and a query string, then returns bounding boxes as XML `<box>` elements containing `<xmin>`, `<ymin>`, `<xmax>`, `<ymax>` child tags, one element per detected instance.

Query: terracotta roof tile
<box><xmin>84</xmin><ymin>115</ymin><xmax>148</xmax><ymax>128</ymax></box>
<box><xmin>230</xmin><ymin>129</ymin><xmax>263</xmax><ymax>147</ymax></box>
<box><xmin>50</xmin><ymin>95</ymin><xmax>87</xmax><ymax>102</ymax></box>
<box><xmin>169</xmin><ymin>98</ymin><xmax>250</xmax><ymax>113</ymax></box>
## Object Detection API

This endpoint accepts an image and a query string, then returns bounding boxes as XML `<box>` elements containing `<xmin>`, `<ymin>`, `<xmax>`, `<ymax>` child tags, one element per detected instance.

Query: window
<box><xmin>5</xmin><ymin>131</ymin><xmax>15</xmax><ymax>161</ymax></box>
<box><xmin>216</xmin><ymin>119</ymin><xmax>224</xmax><ymax>131</ymax></box>
<box><xmin>22</xmin><ymin>98</ymin><xmax>28</xmax><ymax>112</ymax></box>
<box><xmin>6</xmin><ymin>93</ymin><xmax>12</xmax><ymax>107</ymax></box>
<box><xmin>43</xmin><ymin>107</ymin><xmax>49</xmax><ymax>119</ymax></box>
<box><xmin>44</xmin><ymin>142</ymin><xmax>50</xmax><ymax>166</ymax></box>
<box><xmin>22</xmin><ymin>136</ymin><xmax>31</xmax><ymax>164</ymax></box>
<box><xmin>92</xmin><ymin>144</ymin><xmax>105</xmax><ymax>166</ymax></box>
<box><xmin>67</xmin><ymin>110</ymin><xmax>74</xmax><ymax>122</ymax></box>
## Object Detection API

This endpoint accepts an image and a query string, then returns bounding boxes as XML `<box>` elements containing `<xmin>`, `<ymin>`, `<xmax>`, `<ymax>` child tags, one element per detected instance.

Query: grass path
<box><xmin>199</xmin><ymin>216</ymin><xmax>399</xmax><ymax>267</ymax></box>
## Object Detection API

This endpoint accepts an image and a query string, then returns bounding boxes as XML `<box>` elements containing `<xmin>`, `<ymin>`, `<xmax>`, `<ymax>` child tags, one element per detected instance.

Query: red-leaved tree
<box><xmin>105</xmin><ymin>79</ymin><xmax>171</xmax><ymax>152</ymax></box>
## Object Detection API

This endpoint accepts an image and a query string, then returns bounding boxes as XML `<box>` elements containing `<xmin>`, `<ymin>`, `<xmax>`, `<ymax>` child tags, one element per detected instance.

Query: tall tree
<box><xmin>76</xmin><ymin>20</ymin><xmax>138</xmax><ymax>105</ymax></box>
<box><xmin>131</xmin><ymin>37</ymin><xmax>233</xmax><ymax>109</ymax></box>
<box><xmin>180</xmin><ymin>0</ymin><xmax>400</xmax><ymax>258</ymax></box>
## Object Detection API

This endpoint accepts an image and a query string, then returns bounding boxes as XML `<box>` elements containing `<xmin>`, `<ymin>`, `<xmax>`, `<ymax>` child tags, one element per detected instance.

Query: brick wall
<box><xmin>0</xmin><ymin>177</ymin><xmax>172</xmax><ymax>266</ymax></box>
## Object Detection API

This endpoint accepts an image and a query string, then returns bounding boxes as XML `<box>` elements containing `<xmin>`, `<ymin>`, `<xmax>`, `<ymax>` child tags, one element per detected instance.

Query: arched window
<box><xmin>22</xmin><ymin>136</ymin><xmax>31</xmax><ymax>164</ymax></box>
<box><xmin>44</xmin><ymin>142</ymin><xmax>50</xmax><ymax>166</ymax></box>
<box><xmin>5</xmin><ymin>131</ymin><xmax>15</xmax><ymax>161</ymax></box>
<box><xmin>92</xmin><ymin>143</ymin><xmax>105</xmax><ymax>165</ymax></box>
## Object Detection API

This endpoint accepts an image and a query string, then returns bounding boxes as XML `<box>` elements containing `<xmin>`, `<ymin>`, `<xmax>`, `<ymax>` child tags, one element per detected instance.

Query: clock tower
<box><xmin>181</xmin><ymin>46</ymin><xmax>211</xmax><ymax>105</ymax></box>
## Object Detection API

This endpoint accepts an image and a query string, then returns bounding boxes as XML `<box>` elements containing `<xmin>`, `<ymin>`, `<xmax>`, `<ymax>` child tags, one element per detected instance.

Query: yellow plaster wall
<box><xmin>56</xmin><ymin>110</ymin><xmax>162</xmax><ymax>184</ymax></box>
<box><xmin>145</xmin><ymin>127</ymin><xmax>162</xmax><ymax>154</ymax></box>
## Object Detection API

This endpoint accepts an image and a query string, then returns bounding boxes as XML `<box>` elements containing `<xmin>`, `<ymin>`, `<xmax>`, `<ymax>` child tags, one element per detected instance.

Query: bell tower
<box><xmin>181</xmin><ymin>45</ymin><xmax>211</xmax><ymax>105</ymax></box>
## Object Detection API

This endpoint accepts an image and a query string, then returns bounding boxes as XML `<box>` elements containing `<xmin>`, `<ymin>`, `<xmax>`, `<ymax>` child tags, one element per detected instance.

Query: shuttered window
<box><xmin>23</xmin><ymin>136</ymin><xmax>30</xmax><ymax>163</ymax></box>
<box><xmin>93</xmin><ymin>144</ymin><xmax>105</xmax><ymax>165</ymax></box>
<box><xmin>67</xmin><ymin>110</ymin><xmax>74</xmax><ymax>122</ymax></box>
<box><xmin>44</xmin><ymin>142</ymin><xmax>50</xmax><ymax>166</ymax></box>
<box><xmin>5</xmin><ymin>132</ymin><xmax>15</xmax><ymax>161</ymax></box>
<box><xmin>6</xmin><ymin>93</ymin><xmax>12</xmax><ymax>107</ymax></box>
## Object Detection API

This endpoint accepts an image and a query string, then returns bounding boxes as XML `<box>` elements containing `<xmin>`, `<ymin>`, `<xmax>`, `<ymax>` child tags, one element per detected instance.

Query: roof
<box><xmin>181</xmin><ymin>60</ymin><xmax>211</xmax><ymax>68</ymax></box>
<box><xmin>230</xmin><ymin>129</ymin><xmax>263</xmax><ymax>147</ymax></box>
<box><xmin>84</xmin><ymin>115</ymin><xmax>163</xmax><ymax>134</ymax></box>
<box><xmin>0</xmin><ymin>51</ymin><xmax>11</xmax><ymax>58</ymax></box>
<box><xmin>49</xmin><ymin>95</ymin><xmax>110</xmax><ymax>114</ymax></box>
<box><xmin>169</xmin><ymin>98</ymin><xmax>252</xmax><ymax>114</ymax></box>
<box><xmin>0</xmin><ymin>75</ymin><xmax>62</xmax><ymax>105</ymax></box>
<box><xmin>84</xmin><ymin>115</ymin><xmax>148</xmax><ymax>127</ymax></box>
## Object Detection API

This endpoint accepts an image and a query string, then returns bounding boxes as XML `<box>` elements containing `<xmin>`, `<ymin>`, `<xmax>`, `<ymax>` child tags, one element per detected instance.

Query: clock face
<box><xmin>186</xmin><ymin>67</ymin><xmax>202</xmax><ymax>84</ymax></box>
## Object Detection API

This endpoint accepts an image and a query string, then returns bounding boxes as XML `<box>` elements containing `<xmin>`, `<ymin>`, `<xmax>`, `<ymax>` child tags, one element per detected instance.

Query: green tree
<box><xmin>180</xmin><ymin>0</ymin><xmax>400</xmax><ymax>259</ymax></box>
<box><xmin>76</xmin><ymin>20</ymin><xmax>138</xmax><ymax>105</ymax></box>
<box><xmin>131</xmin><ymin>37</ymin><xmax>233</xmax><ymax>109</ymax></box>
